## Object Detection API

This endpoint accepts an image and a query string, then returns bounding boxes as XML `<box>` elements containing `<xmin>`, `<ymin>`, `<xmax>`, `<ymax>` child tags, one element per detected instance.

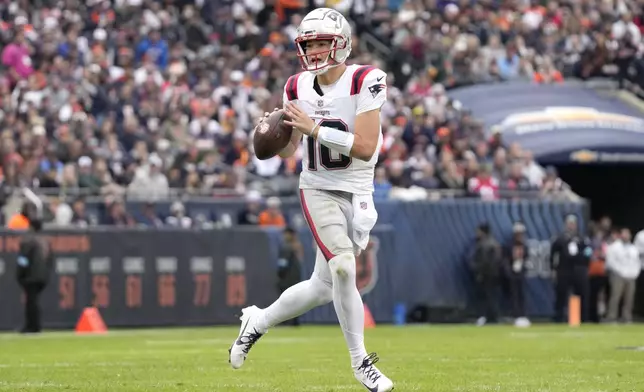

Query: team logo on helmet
<box><xmin>325</xmin><ymin>10</ymin><xmax>342</xmax><ymax>28</ymax></box>
<box><xmin>356</xmin><ymin>237</ymin><xmax>380</xmax><ymax>296</ymax></box>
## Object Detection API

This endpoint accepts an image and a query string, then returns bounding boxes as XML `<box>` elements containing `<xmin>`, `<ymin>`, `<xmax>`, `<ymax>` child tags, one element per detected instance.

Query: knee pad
<box><xmin>310</xmin><ymin>275</ymin><xmax>333</xmax><ymax>304</ymax></box>
<box><xmin>329</xmin><ymin>253</ymin><xmax>356</xmax><ymax>280</ymax></box>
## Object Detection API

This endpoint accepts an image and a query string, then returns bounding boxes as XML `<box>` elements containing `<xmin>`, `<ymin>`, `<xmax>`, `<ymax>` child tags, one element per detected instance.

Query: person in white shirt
<box><xmin>634</xmin><ymin>229</ymin><xmax>644</xmax><ymax>265</ymax></box>
<box><xmin>605</xmin><ymin>228</ymin><xmax>641</xmax><ymax>323</ymax></box>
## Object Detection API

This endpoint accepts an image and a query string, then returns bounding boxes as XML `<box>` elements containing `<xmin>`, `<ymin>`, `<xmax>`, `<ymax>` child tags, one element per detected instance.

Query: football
<box><xmin>253</xmin><ymin>109</ymin><xmax>293</xmax><ymax>160</ymax></box>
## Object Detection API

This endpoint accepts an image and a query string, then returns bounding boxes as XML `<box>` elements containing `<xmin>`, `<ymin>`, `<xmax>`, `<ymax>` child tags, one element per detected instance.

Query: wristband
<box><xmin>317</xmin><ymin>126</ymin><xmax>354</xmax><ymax>156</ymax></box>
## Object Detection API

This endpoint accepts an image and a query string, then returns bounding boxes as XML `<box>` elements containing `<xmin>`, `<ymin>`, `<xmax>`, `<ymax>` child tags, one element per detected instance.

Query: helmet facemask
<box><xmin>295</xmin><ymin>35</ymin><xmax>348</xmax><ymax>75</ymax></box>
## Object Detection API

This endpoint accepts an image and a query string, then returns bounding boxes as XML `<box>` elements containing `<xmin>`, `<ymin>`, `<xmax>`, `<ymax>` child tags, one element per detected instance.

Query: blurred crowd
<box><xmin>0</xmin><ymin>0</ymin><xmax>642</xmax><ymax>211</ymax></box>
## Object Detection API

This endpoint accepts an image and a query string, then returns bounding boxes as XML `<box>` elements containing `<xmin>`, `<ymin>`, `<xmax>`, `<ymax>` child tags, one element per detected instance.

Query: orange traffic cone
<box><xmin>568</xmin><ymin>295</ymin><xmax>581</xmax><ymax>327</ymax></box>
<box><xmin>364</xmin><ymin>304</ymin><xmax>376</xmax><ymax>329</ymax></box>
<box><xmin>75</xmin><ymin>307</ymin><xmax>107</xmax><ymax>334</ymax></box>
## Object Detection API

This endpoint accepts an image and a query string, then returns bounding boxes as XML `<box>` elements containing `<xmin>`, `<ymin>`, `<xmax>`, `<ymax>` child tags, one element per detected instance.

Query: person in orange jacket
<box><xmin>7</xmin><ymin>202</ymin><xmax>33</xmax><ymax>230</ymax></box>
<box><xmin>258</xmin><ymin>197</ymin><xmax>287</xmax><ymax>227</ymax></box>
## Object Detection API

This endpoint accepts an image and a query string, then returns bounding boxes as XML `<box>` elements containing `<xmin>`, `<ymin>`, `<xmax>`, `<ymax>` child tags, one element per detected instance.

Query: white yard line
<box><xmin>0</xmin><ymin>381</ymin><xmax>66</xmax><ymax>388</ymax></box>
<box><xmin>0</xmin><ymin>361</ymin><xmax>136</xmax><ymax>369</ymax></box>
<box><xmin>144</xmin><ymin>337</ymin><xmax>313</xmax><ymax>345</ymax></box>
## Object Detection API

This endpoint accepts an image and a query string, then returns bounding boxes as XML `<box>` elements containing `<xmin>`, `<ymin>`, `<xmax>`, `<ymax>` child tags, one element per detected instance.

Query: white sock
<box><xmin>256</xmin><ymin>277</ymin><xmax>332</xmax><ymax>332</ymax></box>
<box><xmin>329</xmin><ymin>254</ymin><xmax>368</xmax><ymax>369</ymax></box>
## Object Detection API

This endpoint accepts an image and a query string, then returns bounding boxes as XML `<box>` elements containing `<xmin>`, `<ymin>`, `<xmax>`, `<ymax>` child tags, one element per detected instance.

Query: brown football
<box><xmin>253</xmin><ymin>109</ymin><xmax>293</xmax><ymax>160</ymax></box>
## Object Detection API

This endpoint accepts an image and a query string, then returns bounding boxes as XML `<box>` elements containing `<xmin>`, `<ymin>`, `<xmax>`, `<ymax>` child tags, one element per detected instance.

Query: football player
<box><xmin>229</xmin><ymin>8</ymin><xmax>394</xmax><ymax>391</ymax></box>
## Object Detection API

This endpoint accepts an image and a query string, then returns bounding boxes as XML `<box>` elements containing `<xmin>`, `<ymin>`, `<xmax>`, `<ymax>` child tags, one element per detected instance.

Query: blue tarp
<box><xmin>448</xmin><ymin>82</ymin><xmax>644</xmax><ymax>163</ymax></box>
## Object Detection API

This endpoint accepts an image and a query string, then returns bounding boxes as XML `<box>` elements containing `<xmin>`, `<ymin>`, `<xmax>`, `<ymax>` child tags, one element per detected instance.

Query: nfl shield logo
<box><xmin>360</xmin><ymin>202</ymin><xmax>367</xmax><ymax>210</ymax></box>
<box><xmin>356</xmin><ymin>237</ymin><xmax>380</xmax><ymax>296</ymax></box>
<box><xmin>317</xmin><ymin>100</ymin><xmax>324</xmax><ymax>108</ymax></box>
<box><xmin>258</xmin><ymin>122</ymin><xmax>270</xmax><ymax>134</ymax></box>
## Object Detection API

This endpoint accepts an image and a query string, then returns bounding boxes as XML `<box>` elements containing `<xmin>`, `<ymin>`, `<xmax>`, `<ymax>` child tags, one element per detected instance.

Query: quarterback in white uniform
<box><xmin>229</xmin><ymin>8</ymin><xmax>394</xmax><ymax>392</ymax></box>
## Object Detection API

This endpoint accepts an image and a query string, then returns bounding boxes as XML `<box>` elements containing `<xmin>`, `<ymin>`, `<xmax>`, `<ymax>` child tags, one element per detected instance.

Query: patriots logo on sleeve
<box><xmin>368</xmin><ymin>83</ymin><xmax>386</xmax><ymax>98</ymax></box>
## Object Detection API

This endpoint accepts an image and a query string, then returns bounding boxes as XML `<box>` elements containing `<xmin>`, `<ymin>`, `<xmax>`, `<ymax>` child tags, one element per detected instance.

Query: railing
<box><xmin>358</xmin><ymin>32</ymin><xmax>392</xmax><ymax>59</ymax></box>
<box><xmin>8</xmin><ymin>186</ymin><xmax>580</xmax><ymax>204</ymax></box>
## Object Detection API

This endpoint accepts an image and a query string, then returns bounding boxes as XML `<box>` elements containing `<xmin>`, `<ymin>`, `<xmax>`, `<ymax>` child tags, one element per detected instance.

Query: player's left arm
<box><xmin>350</xmin><ymin>68</ymin><xmax>387</xmax><ymax>161</ymax></box>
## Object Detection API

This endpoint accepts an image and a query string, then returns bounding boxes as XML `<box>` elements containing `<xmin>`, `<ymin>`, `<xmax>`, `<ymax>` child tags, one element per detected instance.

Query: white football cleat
<box><xmin>228</xmin><ymin>305</ymin><xmax>265</xmax><ymax>369</ymax></box>
<box><xmin>354</xmin><ymin>353</ymin><xmax>394</xmax><ymax>392</ymax></box>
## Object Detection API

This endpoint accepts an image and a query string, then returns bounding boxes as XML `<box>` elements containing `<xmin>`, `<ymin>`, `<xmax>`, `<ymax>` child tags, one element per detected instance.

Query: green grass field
<box><xmin>1</xmin><ymin>324</ymin><xmax>643</xmax><ymax>391</ymax></box>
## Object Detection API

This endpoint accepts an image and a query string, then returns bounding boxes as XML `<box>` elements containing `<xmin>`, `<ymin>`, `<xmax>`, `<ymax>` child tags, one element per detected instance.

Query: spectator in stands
<box><xmin>504</xmin><ymin>161</ymin><xmax>534</xmax><ymax>194</ymax></box>
<box><xmin>468</xmin><ymin>164</ymin><xmax>499</xmax><ymax>201</ymax></box>
<box><xmin>440</xmin><ymin>159</ymin><xmax>464</xmax><ymax>190</ymax></box>
<box><xmin>7</xmin><ymin>201</ymin><xmax>31</xmax><ymax>230</ymax></box>
<box><xmin>77</xmin><ymin>156</ymin><xmax>101</xmax><ymax>191</ymax></box>
<box><xmin>373</xmin><ymin>167</ymin><xmax>392</xmax><ymax>200</ymax></box>
<box><xmin>103</xmin><ymin>198</ymin><xmax>135</xmax><ymax>227</ymax></box>
<box><xmin>1</xmin><ymin>27</ymin><xmax>33</xmax><ymax>88</ymax></box>
<box><xmin>496</xmin><ymin>45</ymin><xmax>524</xmax><ymax>81</ymax></box>
<box><xmin>39</xmin><ymin>147</ymin><xmax>63</xmax><ymax>184</ymax></box>
<box><xmin>387</xmin><ymin>160</ymin><xmax>412</xmax><ymax>189</ymax></box>
<box><xmin>491</xmin><ymin>148</ymin><xmax>508</xmax><ymax>180</ymax></box>
<box><xmin>521</xmin><ymin>151</ymin><xmax>545</xmax><ymax>188</ymax></box>
<box><xmin>238</xmin><ymin>190</ymin><xmax>263</xmax><ymax>225</ymax></box>
<box><xmin>541</xmin><ymin>166</ymin><xmax>571</xmax><ymax>198</ymax></box>
<box><xmin>606</xmin><ymin>228</ymin><xmax>641</xmax><ymax>323</ymax></box>
<box><xmin>127</xmin><ymin>155</ymin><xmax>170</xmax><ymax>200</ymax></box>
<box><xmin>70</xmin><ymin>197</ymin><xmax>90</xmax><ymax>227</ymax></box>
<box><xmin>165</xmin><ymin>201</ymin><xmax>193</xmax><ymax>229</ymax></box>
<box><xmin>136</xmin><ymin>202</ymin><xmax>164</xmax><ymax>228</ymax></box>
<box><xmin>259</xmin><ymin>197</ymin><xmax>286</xmax><ymax>228</ymax></box>
<box><xmin>49</xmin><ymin>197</ymin><xmax>73</xmax><ymax>227</ymax></box>
<box><xmin>135</xmin><ymin>28</ymin><xmax>169</xmax><ymax>69</ymax></box>
<box><xmin>411</xmin><ymin>161</ymin><xmax>440</xmax><ymax>190</ymax></box>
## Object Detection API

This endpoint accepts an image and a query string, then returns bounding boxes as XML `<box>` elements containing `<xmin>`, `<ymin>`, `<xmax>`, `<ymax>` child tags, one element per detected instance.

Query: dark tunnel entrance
<box><xmin>555</xmin><ymin>164</ymin><xmax>644</xmax><ymax>317</ymax></box>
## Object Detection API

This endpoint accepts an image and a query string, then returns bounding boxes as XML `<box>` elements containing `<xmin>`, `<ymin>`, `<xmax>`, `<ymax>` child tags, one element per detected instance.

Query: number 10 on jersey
<box><xmin>307</xmin><ymin>119</ymin><xmax>352</xmax><ymax>170</ymax></box>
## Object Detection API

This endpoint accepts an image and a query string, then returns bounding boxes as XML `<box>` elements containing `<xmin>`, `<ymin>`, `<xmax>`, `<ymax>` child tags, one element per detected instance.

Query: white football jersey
<box><xmin>282</xmin><ymin>64</ymin><xmax>387</xmax><ymax>194</ymax></box>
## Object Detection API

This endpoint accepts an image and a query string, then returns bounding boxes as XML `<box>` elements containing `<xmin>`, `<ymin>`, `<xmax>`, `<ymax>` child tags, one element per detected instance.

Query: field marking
<box><xmin>144</xmin><ymin>337</ymin><xmax>314</xmax><ymax>346</ymax></box>
<box><xmin>0</xmin><ymin>381</ymin><xmax>66</xmax><ymax>388</ymax></box>
<box><xmin>0</xmin><ymin>380</ymin><xmax>391</xmax><ymax>391</ymax></box>
<box><xmin>0</xmin><ymin>361</ymin><xmax>136</xmax><ymax>369</ymax></box>
<box><xmin>507</xmin><ymin>328</ymin><xmax>636</xmax><ymax>338</ymax></box>
<box><xmin>0</xmin><ymin>328</ymin><xmax>225</xmax><ymax>340</ymax></box>
<box><xmin>0</xmin><ymin>330</ymin><xmax>341</xmax><ymax>341</ymax></box>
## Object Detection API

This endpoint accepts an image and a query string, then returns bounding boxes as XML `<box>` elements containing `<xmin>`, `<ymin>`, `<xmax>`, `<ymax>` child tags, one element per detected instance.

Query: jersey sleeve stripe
<box><xmin>285</xmin><ymin>73</ymin><xmax>301</xmax><ymax>101</ymax></box>
<box><xmin>350</xmin><ymin>66</ymin><xmax>376</xmax><ymax>95</ymax></box>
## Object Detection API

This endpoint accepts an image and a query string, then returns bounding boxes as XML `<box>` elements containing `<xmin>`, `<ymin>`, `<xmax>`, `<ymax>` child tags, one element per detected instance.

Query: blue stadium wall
<box><xmin>0</xmin><ymin>199</ymin><xmax>586</xmax><ymax>330</ymax></box>
<box><xmin>288</xmin><ymin>199</ymin><xmax>587</xmax><ymax>324</ymax></box>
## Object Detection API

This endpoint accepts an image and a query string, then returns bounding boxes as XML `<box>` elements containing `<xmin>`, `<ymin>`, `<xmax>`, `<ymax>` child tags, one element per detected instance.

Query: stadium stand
<box><xmin>0</xmin><ymin>0</ymin><xmax>642</xmax><ymax>226</ymax></box>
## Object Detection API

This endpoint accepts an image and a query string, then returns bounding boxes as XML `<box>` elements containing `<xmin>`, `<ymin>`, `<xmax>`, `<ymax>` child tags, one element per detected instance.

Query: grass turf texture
<box><xmin>1</xmin><ymin>325</ymin><xmax>643</xmax><ymax>391</ymax></box>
